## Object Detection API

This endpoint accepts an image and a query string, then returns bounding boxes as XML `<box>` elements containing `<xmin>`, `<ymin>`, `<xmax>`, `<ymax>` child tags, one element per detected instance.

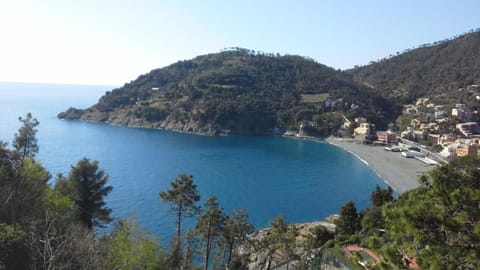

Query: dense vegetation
<box><xmin>0</xmin><ymin>114</ymin><xmax>167</xmax><ymax>269</ymax></box>
<box><xmin>351</xmin><ymin>30</ymin><xmax>480</xmax><ymax>104</ymax></box>
<box><xmin>323</xmin><ymin>158</ymin><xmax>480</xmax><ymax>269</ymax></box>
<box><xmin>59</xmin><ymin>48</ymin><xmax>397</xmax><ymax>135</ymax></box>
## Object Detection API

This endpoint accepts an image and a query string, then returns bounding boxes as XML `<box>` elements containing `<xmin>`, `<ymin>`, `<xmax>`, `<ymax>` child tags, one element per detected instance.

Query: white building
<box><xmin>354</xmin><ymin>123</ymin><xmax>371</xmax><ymax>135</ymax></box>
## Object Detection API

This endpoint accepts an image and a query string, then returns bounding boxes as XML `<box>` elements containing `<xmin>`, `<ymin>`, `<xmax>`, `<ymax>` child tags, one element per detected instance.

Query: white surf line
<box><xmin>327</xmin><ymin>141</ymin><xmax>369</xmax><ymax>166</ymax></box>
<box><xmin>327</xmin><ymin>140</ymin><xmax>403</xmax><ymax>193</ymax></box>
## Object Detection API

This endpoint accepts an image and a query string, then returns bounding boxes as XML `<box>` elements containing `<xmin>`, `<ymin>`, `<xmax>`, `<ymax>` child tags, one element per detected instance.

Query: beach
<box><xmin>326</xmin><ymin>137</ymin><xmax>434</xmax><ymax>193</ymax></box>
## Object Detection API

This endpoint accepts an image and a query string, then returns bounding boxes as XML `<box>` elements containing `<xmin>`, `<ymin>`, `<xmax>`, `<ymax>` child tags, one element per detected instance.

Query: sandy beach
<box><xmin>326</xmin><ymin>137</ymin><xmax>435</xmax><ymax>193</ymax></box>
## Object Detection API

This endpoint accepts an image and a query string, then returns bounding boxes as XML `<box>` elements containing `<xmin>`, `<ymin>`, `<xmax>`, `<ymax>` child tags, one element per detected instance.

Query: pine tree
<box><xmin>222</xmin><ymin>209</ymin><xmax>253</xmax><ymax>267</ymax></box>
<box><xmin>13</xmin><ymin>113</ymin><xmax>39</xmax><ymax>160</ymax></box>
<box><xmin>334</xmin><ymin>201</ymin><xmax>359</xmax><ymax>241</ymax></box>
<box><xmin>195</xmin><ymin>196</ymin><xmax>226</xmax><ymax>270</ymax></box>
<box><xmin>2</xmin><ymin>114</ymin><xmax>48</xmax><ymax>228</ymax></box>
<box><xmin>262</xmin><ymin>215</ymin><xmax>298</xmax><ymax>269</ymax></box>
<box><xmin>370</xmin><ymin>185</ymin><xmax>394</xmax><ymax>207</ymax></box>
<box><xmin>56</xmin><ymin>158</ymin><xmax>113</xmax><ymax>230</ymax></box>
<box><xmin>384</xmin><ymin>157</ymin><xmax>480</xmax><ymax>269</ymax></box>
<box><xmin>159</xmin><ymin>173</ymin><xmax>200</xmax><ymax>269</ymax></box>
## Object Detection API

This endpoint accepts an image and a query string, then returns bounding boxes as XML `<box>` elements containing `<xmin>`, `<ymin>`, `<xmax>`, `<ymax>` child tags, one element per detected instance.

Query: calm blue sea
<box><xmin>0</xmin><ymin>82</ymin><xmax>386</xmax><ymax>243</ymax></box>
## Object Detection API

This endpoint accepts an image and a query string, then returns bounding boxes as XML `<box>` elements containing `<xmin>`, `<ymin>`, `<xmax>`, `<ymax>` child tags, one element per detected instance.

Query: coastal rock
<box><xmin>57</xmin><ymin>107</ymin><xmax>85</xmax><ymax>120</ymax></box>
<box><xmin>243</xmin><ymin>221</ymin><xmax>336</xmax><ymax>270</ymax></box>
<box><xmin>80</xmin><ymin>107</ymin><xmax>109</xmax><ymax>122</ymax></box>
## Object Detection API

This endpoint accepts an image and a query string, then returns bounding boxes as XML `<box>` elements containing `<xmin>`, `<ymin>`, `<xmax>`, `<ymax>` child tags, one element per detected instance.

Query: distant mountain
<box><xmin>351</xmin><ymin>30</ymin><xmax>480</xmax><ymax>104</ymax></box>
<box><xmin>59</xmin><ymin>48</ymin><xmax>395</xmax><ymax>135</ymax></box>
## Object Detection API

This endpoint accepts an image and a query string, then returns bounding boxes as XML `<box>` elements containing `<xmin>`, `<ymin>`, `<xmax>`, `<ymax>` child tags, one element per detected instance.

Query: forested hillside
<box><xmin>59</xmin><ymin>48</ymin><xmax>397</xmax><ymax>135</ymax></box>
<box><xmin>351</xmin><ymin>30</ymin><xmax>480</xmax><ymax>104</ymax></box>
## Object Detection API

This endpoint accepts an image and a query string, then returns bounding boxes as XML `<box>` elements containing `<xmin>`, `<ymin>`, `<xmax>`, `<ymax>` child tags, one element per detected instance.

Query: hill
<box><xmin>59</xmin><ymin>48</ymin><xmax>396</xmax><ymax>135</ymax></box>
<box><xmin>351</xmin><ymin>30</ymin><xmax>480</xmax><ymax>104</ymax></box>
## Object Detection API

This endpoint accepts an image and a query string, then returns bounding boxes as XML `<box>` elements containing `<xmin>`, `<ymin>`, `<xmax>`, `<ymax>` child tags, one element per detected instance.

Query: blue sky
<box><xmin>0</xmin><ymin>0</ymin><xmax>478</xmax><ymax>85</ymax></box>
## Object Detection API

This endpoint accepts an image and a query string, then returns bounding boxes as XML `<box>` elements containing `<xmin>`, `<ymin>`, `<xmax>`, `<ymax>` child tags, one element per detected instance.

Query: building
<box><xmin>434</xmin><ymin>105</ymin><xmax>446</xmax><ymax>119</ymax></box>
<box><xmin>426</xmin><ymin>122</ymin><xmax>439</xmax><ymax>131</ymax></box>
<box><xmin>468</xmin><ymin>135</ymin><xmax>480</xmax><ymax>145</ymax></box>
<box><xmin>452</xmin><ymin>108</ymin><xmax>473</xmax><ymax>120</ymax></box>
<box><xmin>342</xmin><ymin>116</ymin><xmax>352</xmax><ymax>129</ymax></box>
<box><xmin>427</xmin><ymin>134</ymin><xmax>441</xmax><ymax>145</ymax></box>
<box><xmin>416</xmin><ymin>98</ymin><xmax>429</xmax><ymax>106</ymax></box>
<box><xmin>456</xmin><ymin>144</ymin><xmax>478</xmax><ymax>157</ymax></box>
<box><xmin>439</xmin><ymin>133</ymin><xmax>457</xmax><ymax>146</ymax></box>
<box><xmin>456</xmin><ymin>122</ymin><xmax>479</xmax><ymax>137</ymax></box>
<box><xmin>410</xmin><ymin>118</ymin><xmax>424</xmax><ymax>129</ymax></box>
<box><xmin>354</xmin><ymin>123</ymin><xmax>371</xmax><ymax>135</ymax></box>
<box><xmin>440</xmin><ymin>143</ymin><xmax>459</xmax><ymax>159</ymax></box>
<box><xmin>451</xmin><ymin>104</ymin><xmax>474</xmax><ymax>120</ymax></box>
<box><xmin>354</xmin><ymin>117</ymin><xmax>367</xmax><ymax>124</ymax></box>
<box><xmin>377</xmin><ymin>131</ymin><xmax>397</xmax><ymax>144</ymax></box>
<box><xmin>404</xmin><ymin>105</ymin><xmax>418</xmax><ymax>115</ymax></box>
<box><xmin>400</xmin><ymin>128</ymin><xmax>414</xmax><ymax>140</ymax></box>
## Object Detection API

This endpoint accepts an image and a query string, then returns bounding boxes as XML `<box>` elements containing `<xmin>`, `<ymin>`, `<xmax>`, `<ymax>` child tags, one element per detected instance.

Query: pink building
<box><xmin>377</xmin><ymin>131</ymin><xmax>397</xmax><ymax>144</ymax></box>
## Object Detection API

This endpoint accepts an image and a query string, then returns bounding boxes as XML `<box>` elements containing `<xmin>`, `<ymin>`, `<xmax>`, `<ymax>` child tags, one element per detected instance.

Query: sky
<box><xmin>0</xmin><ymin>0</ymin><xmax>479</xmax><ymax>86</ymax></box>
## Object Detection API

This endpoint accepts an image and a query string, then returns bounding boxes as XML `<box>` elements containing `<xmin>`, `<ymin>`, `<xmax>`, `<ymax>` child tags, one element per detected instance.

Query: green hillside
<box><xmin>351</xmin><ymin>30</ymin><xmax>480</xmax><ymax>104</ymax></box>
<box><xmin>59</xmin><ymin>48</ymin><xmax>396</xmax><ymax>135</ymax></box>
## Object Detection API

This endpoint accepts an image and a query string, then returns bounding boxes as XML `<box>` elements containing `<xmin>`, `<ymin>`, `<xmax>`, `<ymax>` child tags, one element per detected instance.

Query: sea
<box><xmin>0</xmin><ymin>82</ymin><xmax>387</xmax><ymax>243</ymax></box>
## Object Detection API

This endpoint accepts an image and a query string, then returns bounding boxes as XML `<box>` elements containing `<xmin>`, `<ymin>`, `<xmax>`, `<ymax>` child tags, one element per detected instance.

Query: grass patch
<box><xmin>301</xmin><ymin>93</ymin><xmax>330</xmax><ymax>103</ymax></box>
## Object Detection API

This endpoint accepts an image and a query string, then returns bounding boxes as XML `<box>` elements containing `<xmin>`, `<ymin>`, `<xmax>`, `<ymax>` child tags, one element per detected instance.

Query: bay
<box><xmin>0</xmin><ymin>82</ymin><xmax>387</xmax><ymax>243</ymax></box>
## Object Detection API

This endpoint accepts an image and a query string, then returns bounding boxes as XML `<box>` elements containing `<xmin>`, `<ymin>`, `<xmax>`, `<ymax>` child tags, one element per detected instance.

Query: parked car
<box><xmin>408</xmin><ymin>146</ymin><xmax>421</xmax><ymax>152</ymax></box>
<box><xmin>385</xmin><ymin>146</ymin><xmax>401</xmax><ymax>152</ymax></box>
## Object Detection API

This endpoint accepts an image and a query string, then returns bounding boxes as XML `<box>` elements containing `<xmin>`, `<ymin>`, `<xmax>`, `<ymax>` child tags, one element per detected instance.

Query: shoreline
<box><xmin>325</xmin><ymin>137</ymin><xmax>434</xmax><ymax>194</ymax></box>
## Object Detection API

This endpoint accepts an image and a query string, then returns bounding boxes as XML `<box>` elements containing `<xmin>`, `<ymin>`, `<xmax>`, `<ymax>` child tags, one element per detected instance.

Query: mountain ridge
<box><xmin>350</xmin><ymin>30</ymin><xmax>480</xmax><ymax>104</ymax></box>
<box><xmin>59</xmin><ymin>48</ymin><xmax>395</xmax><ymax>135</ymax></box>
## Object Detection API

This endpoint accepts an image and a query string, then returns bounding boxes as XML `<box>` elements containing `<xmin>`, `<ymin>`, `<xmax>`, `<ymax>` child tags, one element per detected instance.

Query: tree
<box><xmin>304</xmin><ymin>225</ymin><xmax>334</xmax><ymax>250</ymax></box>
<box><xmin>0</xmin><ymin>120</ymin><xmax>121</xmax><ymax>269</ymax></box>
<box><xmin>0</xmin><ymin>114</ymin><xmax>48</xmax><ymax>228</ymax></box>
<box><xmin>359</xmin><ymin>185</ymin><xmax>393</xmax><ymax>237</ymax></box>
<box><xmin>1</xmin><ymin>151</ymin><xmax>49</xmax><ymax>228</ymax></box>
<box><xmin>55</xmin><ymin>223</ymin><xmax>107</xmax><ymax>270</ymax></box>
<box><xmin>360</xmin><ymin>206</ymin><xmax>384</xmax><ymax>232</ymax></box>
<box><xmin>303</xmin><ymin>224</ymin><xmax>334</xmax><ymax>266</ymax></box>
<box><xmin>261</xmin><ymin>215</ymin><xmax>298</xmax><ymax>269</ymax></box>
<box><xmin>56</xmin><ymin>158</ymin><xmax>113</xmax><ymax>230</ymax></box>
<box><xmin>182</xmin><ymin>229</ymin><xmax>200</xmax><ymax>270</ymax></box>
<box><xmin>107</xmin><ymin>219</ymin><xmax>167</xmax><ymax>270</ymax></box>
<box><xmin>195</xmin><ymin>196</ymin><xmax>226</xmax><ymax>270</ymax></box>
<box><xmin>384</xmin><ymin>157</ymin><xmax>480</xmax><ymax>269</ymax></box>
<box><xmin>13</xmin><ymin>113</ymin><xmax>39</xmax><ymax>160</ymax></box>
<box><xmin>159</xmin><ymin>173</ymin><xmax>200</xmax><ymax>269</ymax></box>
<box><xmin>31</xmin><ymin>187</ymin><xmax>75</xmax><ymax>270</ymax></box>
<box><xmin>370</xmin><ymin>185</ymin><xmax>394</xmax><ymax>207</ymax></box>
<box><xmin>334</xmin><ymin>201</ymin><xmax>360</xmax><ymax>241</ymax></box>
<box><xmin>396</xmin><ymin>114</ymin><xmax>412</xmax><ymax>134</ymax></box>
<box><xmin>0</xmin><ymin>223</ymin><xmax>30</xmax><ymax>269</ymax></box>
<box><xmin>16</xmin><ymin>159</ymin><xmax>50</xmax><ymax>222</ymax></box>
<box><xmin>222</xmin><ymin>209</ymin><xmax>254</xmax><ymax>267</ymax></box>
<box><xmin>0</xmin><ymin>141</ymin><xmax>16</xmax><ymax>222</ymax></box>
